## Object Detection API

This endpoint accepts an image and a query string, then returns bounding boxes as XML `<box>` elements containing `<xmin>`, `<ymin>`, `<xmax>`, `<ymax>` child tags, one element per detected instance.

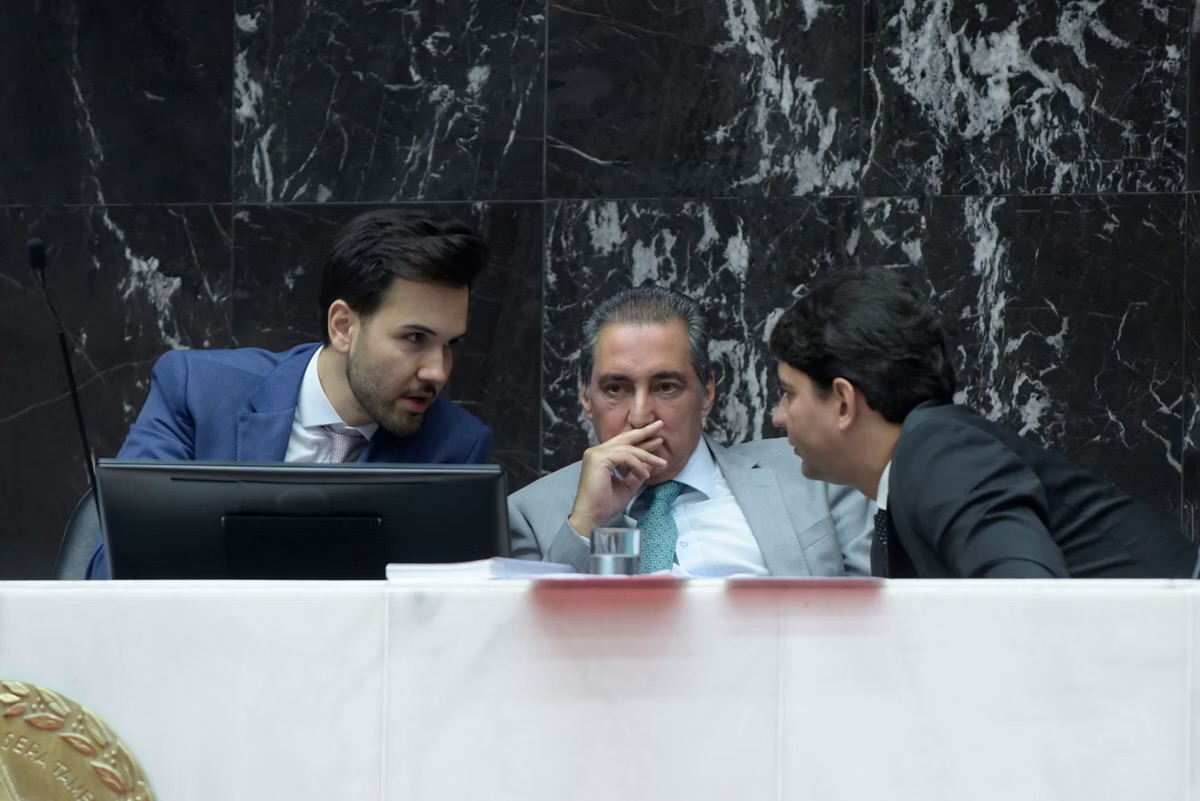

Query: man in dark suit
<box><xmin>86</xmin><ymin>209</ymin><xmax>492</xmax><ymax>578</ymax></box>
<box><xmin>766</xmin><ymin>267</ymin><xmax>1199</xmax><ymax>579</ymax></box>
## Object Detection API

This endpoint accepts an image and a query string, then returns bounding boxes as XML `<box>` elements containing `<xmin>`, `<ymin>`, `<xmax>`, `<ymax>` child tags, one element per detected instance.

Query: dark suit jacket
<box><xmin>86</xmin><ymin>343</ymin><xmax>492</xmax><ymax>578</ymax></box>
<box><xmin>879</xmin><ymin>401</ymin><xmax>1198</xmax><ymax>578</ymax></box>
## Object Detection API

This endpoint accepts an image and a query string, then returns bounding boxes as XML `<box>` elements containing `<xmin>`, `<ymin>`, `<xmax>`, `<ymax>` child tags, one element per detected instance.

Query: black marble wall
<box><xmin>2</xmin><ymin>0</ymin><xmax>1196</xmax><ymax>578</ymax></box>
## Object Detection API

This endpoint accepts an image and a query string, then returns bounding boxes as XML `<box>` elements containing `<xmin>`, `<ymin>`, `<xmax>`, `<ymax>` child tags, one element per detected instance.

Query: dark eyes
<box><xmin>601</xmin><ymin>383</ymin><xmax>682</xmax><ymax>397</ymax></box>
<box><xmin>401</xmin><ymin>333</ymin><xmax>462</xmax><ymax>349</ymax></box>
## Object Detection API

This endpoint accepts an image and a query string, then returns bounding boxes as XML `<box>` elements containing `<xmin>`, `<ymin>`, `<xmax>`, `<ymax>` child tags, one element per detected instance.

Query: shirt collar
<box><xmin>633</xmin><ymin>436</ymin><xmax>717</xmax><ymax>504</ymax></box>
<box><xmin>296</xmin><ymin>346</ymin><xmax>379</xmax><ymax>440</ymax></box>
<box><xmin>673</xmin><ymin>436</ymin><xmax>718</xmax><ymax>498</ymax></box>
<box><xmin>875</xmin><ymin>460</ymin><xmax>892</xmax><ymax>511</ymax></box>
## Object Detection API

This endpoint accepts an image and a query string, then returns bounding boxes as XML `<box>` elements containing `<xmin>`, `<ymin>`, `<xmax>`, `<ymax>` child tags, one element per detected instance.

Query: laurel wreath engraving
<box><xmin>0</xmin><ymin>680</ymin><xmax>154</xmax><ymax>800</ymax></box>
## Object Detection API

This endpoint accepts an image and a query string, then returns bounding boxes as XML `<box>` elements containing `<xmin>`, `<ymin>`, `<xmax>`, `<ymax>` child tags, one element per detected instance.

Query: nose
<box><xmin>770</xmin><ymin>401</ymin><xmax>786</xmax><ymax>429</ymax></box>
<box><xmin>417</xmin><ymin>346</ymin><xmax>451</xmax><ymax>386</ymax></box>
<box><xmin>627</xmin><ymin>387</ymin><xmax>657</xmax><ymax>428</ymax></box>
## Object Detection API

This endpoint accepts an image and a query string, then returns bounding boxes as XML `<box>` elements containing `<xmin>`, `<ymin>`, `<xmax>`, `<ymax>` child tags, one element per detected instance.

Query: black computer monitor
<box><xmin>96</xmin><ymin>459</ymin><xmax>509</xmax><ymax>579</ymax></box>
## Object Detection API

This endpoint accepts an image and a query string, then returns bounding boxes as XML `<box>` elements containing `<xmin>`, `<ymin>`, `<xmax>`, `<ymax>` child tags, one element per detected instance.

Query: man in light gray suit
<box><xmin>508</xmin><ymin>286</ymin><xmax>873</xmax><ymax>576</ymax></box>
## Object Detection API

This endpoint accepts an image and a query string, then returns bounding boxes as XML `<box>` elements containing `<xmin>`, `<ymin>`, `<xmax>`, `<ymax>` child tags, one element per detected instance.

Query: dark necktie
<box><xmin>872</xmin><ymin>508</ymin><xmax>893</xmax><ymax>578</ymax></box>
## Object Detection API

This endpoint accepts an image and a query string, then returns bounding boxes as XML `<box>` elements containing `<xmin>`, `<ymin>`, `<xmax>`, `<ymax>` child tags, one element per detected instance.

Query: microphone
<box><xmin>28</xmin><ymin>237</ymin><xmax>98</xmax><ymax>500</ymax></box>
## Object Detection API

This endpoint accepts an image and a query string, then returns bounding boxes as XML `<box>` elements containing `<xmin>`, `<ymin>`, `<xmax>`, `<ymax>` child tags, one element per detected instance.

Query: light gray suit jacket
<box><xmin>508</xmin><ymin>435</ymin><xmax>873</xmax><ymax>576</ymax></box>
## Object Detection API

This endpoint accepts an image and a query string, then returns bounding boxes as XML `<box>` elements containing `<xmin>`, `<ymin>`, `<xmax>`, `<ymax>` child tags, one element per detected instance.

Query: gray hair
<box><xmin>579</xmin><ymin>286</ymin><xmax>712</xmax><ymax>392</ymax></box>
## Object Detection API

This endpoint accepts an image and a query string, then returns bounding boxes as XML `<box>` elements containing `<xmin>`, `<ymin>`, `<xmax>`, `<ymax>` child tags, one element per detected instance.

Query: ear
<box><xmin>830</xmin><ymin>377</ymin><xmax>859</xmax><ymax>431</ymax></box>
<box><xmin>579</xmin><ymin>376</ymin><xmax>594</xmax><ymax>422</ymax></box>
<box><xmin>327</xmin><ymin>300</ymin><xmax>357</xmax><ymax>354</ymax></box>
<box><xmin>700</xmin><ymin>373</ymin><xmax>716</xmax><ymax>418</ymax></box>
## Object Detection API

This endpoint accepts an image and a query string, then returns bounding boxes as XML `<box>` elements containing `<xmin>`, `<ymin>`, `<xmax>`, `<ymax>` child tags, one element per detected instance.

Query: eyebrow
<box><xmin>596</xmin><ymin>370</ymin><xmax>689</xmax><ymax>383</ymax></box>
<box><xmin>398</xmin><ymin>324</ymin><xmax>468</xmax><ymax>340</ymax></box>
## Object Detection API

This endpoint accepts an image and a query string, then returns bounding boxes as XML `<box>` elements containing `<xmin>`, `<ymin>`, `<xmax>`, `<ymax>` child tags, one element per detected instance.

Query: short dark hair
<box><xmin>318</xmin><ymin>209</ymin><xmax>488</xmax><ymax>343</ymax></box>
<box><xmin>579</xmin><ymin>286</ymin><xmax>711</xmax><ymax>391</ymax></box>
<box><xmin>768</xmin><ymin>267</ymin><xmax>956</xmax><ymax>423</ymax></box>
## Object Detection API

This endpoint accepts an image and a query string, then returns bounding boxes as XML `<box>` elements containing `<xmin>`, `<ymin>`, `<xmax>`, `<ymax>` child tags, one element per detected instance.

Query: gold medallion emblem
<box><xmin>0</xmin><ymin>681</ymin><xmax>154</xmax><ymax>801</ymax></box>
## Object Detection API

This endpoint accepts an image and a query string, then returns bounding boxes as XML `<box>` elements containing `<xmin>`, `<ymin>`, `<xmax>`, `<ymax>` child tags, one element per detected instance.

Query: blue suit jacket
<box><xmin>87</xmin><ymin>343</ymin><xmax>492</xmax><ymax>578</ymax></box>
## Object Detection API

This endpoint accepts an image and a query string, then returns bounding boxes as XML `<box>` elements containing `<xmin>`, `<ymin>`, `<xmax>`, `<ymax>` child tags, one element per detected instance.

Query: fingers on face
<box><xmin>620</xmin><ymin>470</ymin><xmax>648</xmax><ymax>493</ymax></box>
<box><xmin>615</xmin><ymin>419</ymin><xmax>665</xmax><ymax>444</ymax></box>
<box><xmin>615</xmin><ymin>444</ymin><xmax>668</xmax><ymax>472</ymax></box>
<box><xmin>588</xmin><ymin>442</ymin><xmax>667</xmax><ymax>479</ymax></box>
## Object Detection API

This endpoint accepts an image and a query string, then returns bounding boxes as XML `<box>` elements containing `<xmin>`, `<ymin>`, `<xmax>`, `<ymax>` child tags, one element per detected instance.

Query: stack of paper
<box><xmin>386</xmin><ymin>557</ymin><xmax>577</xmax><ymax>580</ymax></box>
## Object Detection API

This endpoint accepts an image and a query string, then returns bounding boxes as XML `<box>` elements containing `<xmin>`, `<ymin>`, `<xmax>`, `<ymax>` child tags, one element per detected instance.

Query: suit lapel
<box><xmin>708</xmin><ymin>436</ymin><xmax>812</xmax><ymax>576</ymax></box>
<box><xmin>236</xmin><ymin>344</ymin><xmax>317</xmax><ymax>461</ymax></box>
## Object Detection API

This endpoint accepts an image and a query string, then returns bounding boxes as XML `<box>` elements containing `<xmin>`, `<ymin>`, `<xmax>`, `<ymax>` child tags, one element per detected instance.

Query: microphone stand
<box><xmin>28</xmin><ymin>238</ymin><xmax>99</xmax><ymax>523</ymax></box>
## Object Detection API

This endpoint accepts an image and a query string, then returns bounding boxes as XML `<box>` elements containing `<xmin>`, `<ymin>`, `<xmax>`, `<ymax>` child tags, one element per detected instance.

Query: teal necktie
<box><xmin>637</xmin><ymin>480</ymin><xmax>683</xmax><ymax>573</ymax></box>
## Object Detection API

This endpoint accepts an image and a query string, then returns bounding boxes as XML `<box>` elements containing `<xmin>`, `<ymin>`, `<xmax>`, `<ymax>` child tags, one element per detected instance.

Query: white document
<box><xmin>386</xmin><ymin>557</ymin><xmax>577</xmax><ymax>580</ymax></box>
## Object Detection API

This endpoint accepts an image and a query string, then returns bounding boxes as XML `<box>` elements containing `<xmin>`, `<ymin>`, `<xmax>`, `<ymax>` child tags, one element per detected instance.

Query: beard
<box><xmin>345</xmin><ymin>350</ymin><xmax>436</xmax><ymax>438</ymax></box>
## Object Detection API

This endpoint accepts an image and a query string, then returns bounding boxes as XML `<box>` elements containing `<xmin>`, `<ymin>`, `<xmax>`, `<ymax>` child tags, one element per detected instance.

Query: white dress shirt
<box><xmin>875</xmin><ymin>461</ymin><xmax>893</xmax><ymax>511</ymax></box>
<box><xmin>283</xmin><ymin>347</ymin><xmax>379</xmax><ymax>464</ymax></box>
<box><xmin>625</xmin><ymin>439</ymin><xmax>769</xmax><ymax>577</ymax></box>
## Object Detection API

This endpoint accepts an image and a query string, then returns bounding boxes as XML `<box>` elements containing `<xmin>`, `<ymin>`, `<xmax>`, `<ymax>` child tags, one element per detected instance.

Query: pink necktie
<box><xmin>324</xmin><ymin>427</ymin><xmax>364</xmax><ymax>463</ymax></box>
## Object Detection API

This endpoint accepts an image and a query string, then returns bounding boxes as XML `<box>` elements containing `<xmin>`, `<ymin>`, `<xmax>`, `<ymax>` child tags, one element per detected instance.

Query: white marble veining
<box><xmin>855</xmin><ymin>191</ymin><xmax>1186</xmax><ymax>508</ymax></box>
<box><xmin>869</xmin><ymin>0</ymin><xmax>1186</xmax><ymax>193</ymax></box>
<box><xmin>234</xmin><ymin>1</ymin><xmax>543</xmax><ymax>202</ymax></box>
<box><xmin>716</xmin><ymin>0</ymin><xmax>858</xmax><ymax>195</ymax></box>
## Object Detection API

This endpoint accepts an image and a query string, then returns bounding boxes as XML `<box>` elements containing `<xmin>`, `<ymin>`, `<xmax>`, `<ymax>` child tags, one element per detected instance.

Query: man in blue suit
<box><xmin>86</xmin><ymin>209</ymin><xmax>493</xmax><ymax>578</ymax></box>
